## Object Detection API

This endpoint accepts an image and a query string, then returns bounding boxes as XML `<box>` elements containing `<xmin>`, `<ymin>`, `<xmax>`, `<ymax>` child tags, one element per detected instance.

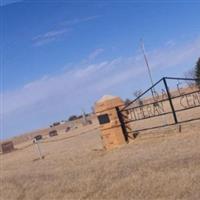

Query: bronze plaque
<box><xmin>98</xmin><ymin>114</ymin><xmax>110</xmax><ymax>124</ymax></box>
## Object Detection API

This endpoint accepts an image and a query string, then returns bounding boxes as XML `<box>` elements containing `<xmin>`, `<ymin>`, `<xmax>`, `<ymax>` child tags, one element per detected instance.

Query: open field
<box><xmin>3</xmin><ymin>114</ymin><xmax>97</xmax><ymax>146</ymax></box>
<box><xmin>1</xmin><ymin>120</ymin><xmax>200</xmax><ymax>200</ymax></box>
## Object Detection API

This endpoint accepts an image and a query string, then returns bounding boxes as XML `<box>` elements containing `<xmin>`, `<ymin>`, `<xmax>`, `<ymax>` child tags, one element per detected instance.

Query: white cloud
<box><xmin>87</xmin><ymin>48</ymin><xmax>104</xmax><ymax>62</ymax></box>
<box><xmin>0</xmin><ymin>0</ymin><xmax>22</xmax><ymax>6</ymax></box>
<box><xmin>149</xmin><ymin>37</ymin><xmax>200</xmax><ymax>69</ymax></box>
<box><xmin>165</xmin><ymin>40</ymin><xmax>176</xmax><ymax>47</ymax></box>
<box><xmin>32</xmin><ymin>15</ymin><xmax>100</xmax><ymax>47</ymax></box>
<box><xmin>32</xmin><ymin>28</ymin><xmax>70</xmax><ymax>47</ymax></box>
<box><xmin>63</xmin><ymin>15</ymin><xmax>100</xmax><ymax>26</ymax></box>
<box><xmin>3</xmin><ymin>36</ymin><xmax>200</xmax><ymax>115</ymax></box>
<box><xmin>1</xmin><ymin>37</ymin><xmax>200</xmax><ymax>137</ymax></box>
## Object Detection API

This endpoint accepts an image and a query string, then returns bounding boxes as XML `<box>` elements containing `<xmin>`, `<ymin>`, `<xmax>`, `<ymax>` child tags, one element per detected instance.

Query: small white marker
<box><xmin>33</xmin><ymin>138</ymin><xmax>43</xmax><ymax>159</ymax></box>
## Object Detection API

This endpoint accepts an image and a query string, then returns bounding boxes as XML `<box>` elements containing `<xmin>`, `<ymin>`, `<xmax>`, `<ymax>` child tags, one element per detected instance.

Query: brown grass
<box><xmin>0</xmin><ymin>120</ymin><xmax>200</xmax><ymax>200</ymax></box>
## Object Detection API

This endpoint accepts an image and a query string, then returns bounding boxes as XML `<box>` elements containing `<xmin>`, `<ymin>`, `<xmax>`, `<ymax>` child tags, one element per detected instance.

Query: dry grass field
<box><xmin>1</xmin><ymin>120</ymin><xmax>200</xmax><ymax>200</ymax></box>
<box><xmin>6</xmin><ymin>114</ymin><xmax>97</xmax><ymax>146</ymax></box>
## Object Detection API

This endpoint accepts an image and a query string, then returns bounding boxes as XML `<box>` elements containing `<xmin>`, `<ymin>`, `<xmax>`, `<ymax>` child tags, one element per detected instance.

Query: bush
<box><xmin>68</xmin><ymin>115</ymin><xmax>78</xmax><ymax>121</ymax></box>
<box><xmin>124</xmin><ymin>98</ymin><xmax>131</xmax><ymax>106</ymax></box>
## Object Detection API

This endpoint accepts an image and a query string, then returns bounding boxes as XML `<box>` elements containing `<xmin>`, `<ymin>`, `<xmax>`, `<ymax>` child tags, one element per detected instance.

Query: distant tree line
<box><xmin>68</xmin><ymin>113</ymin><xmax>89</xmax><ymax>121</ymax></box>
<box><xmin>68</xmin><ymin>115</ymin><xmax>80</xmax><ymax>121</ymax></box>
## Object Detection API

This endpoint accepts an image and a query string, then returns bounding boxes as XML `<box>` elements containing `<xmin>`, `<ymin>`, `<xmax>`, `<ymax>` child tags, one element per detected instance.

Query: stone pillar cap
<box><xmin>97</xmin><ymin>95</ymin><xmax>118</xmax><ymax>103</ymax></box>
<box><xmin>95</xmin><ymin>95</ymin><xmax>124</xmax><ymax>113</ymax></box>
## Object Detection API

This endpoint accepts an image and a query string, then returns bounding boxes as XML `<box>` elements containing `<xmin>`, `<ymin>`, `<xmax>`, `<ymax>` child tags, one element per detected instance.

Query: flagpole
<box><xmin>140</xmin><ymin>39</ymin><xmax>154</xmax><ymax>87</ymax></box>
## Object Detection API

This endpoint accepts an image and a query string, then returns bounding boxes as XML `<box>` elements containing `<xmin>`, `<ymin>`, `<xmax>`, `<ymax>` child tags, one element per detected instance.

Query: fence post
<box><xmin>163</xmin><ymin>77</ymin><xmax>178</xmax><ymax>124</ymax></box>
<box><xmin>116</xmin><ymin>107</ymin><xmax>129</xmax><ymax>142</ymax></box>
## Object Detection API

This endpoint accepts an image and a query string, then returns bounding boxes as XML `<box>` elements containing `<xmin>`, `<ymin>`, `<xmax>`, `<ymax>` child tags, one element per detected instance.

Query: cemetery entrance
<box><xmin>118</xmin><ymin>77</ymin><xmax>200</xmax><ymax>140</ymax></box>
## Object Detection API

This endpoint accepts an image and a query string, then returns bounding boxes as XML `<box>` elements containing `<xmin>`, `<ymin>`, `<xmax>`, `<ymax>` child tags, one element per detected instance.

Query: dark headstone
<box><xmin>1</xmin><ymin>141</ymin><xmax>14</xmax><ymax>154</ymax></box>
<box><xmin>49</xmin><ymin>130</ymin><xmax>58</xmax><ymax>137</ymax></box>
<box><xmin>34</xmin><ymin>135</ymin><xmax>43</xmax><ymax>141</ymax></box>
<box><xmin>65</xmin><ymin>127</ymin><xmax>71</xmax><ymax>133</ymax></box>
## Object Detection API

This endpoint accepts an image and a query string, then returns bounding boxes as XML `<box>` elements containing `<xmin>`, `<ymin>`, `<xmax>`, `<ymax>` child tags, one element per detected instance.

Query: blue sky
<box><xmin>1</xmin><ymin>1</ymin><xmax>200</xmax><ymax>139</ymax></box>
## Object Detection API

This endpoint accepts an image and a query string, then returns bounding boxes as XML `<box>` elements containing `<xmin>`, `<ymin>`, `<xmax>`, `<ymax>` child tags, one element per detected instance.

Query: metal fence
<box><xmin>118</xmin><ymin>77</ymin><xmax>200</xmax><ymax>138</ymax></box>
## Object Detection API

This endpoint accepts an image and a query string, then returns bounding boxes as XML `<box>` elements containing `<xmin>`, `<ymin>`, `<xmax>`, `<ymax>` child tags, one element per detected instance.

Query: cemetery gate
<box><xmin>118</xmin><ymin>77</ymin><xmax>200</xmax><ymax>140</ymax></box>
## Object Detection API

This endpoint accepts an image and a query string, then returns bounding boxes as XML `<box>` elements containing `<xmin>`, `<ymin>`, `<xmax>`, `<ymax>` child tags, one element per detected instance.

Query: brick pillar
<box><xmin>95</xmin><ymin>95</ymin><xmax>127</xmax><ymax>150</ymax></box>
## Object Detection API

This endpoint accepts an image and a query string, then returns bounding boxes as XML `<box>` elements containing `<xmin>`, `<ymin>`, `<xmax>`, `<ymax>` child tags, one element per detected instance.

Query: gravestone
<box><xmin>1</xmin><ymin>141</ymin><xmax>14</xmax><ymax>154</ymax></box>
<box><xmin>49</xmin><ymin>130</ymin><xmax>58</xmax><ymax>137</ymax></box>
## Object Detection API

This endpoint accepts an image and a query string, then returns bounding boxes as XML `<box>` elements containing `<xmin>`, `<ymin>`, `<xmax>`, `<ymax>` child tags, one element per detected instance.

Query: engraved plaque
<box><xmin>98</xmin><ymin>114</ymin><xmax>110</xmax><ymax>124</ymax></box>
